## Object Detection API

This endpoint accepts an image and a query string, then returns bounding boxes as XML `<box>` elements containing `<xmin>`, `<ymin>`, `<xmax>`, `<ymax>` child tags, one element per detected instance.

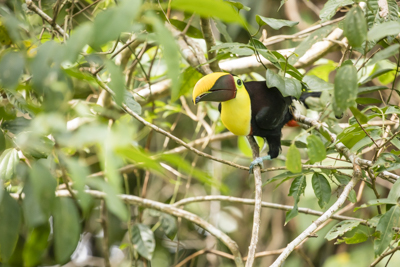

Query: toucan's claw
<box><xmin>249</xmin><ymin>155</ymin><xmax>271</xmax><ymax>174</ymax></box>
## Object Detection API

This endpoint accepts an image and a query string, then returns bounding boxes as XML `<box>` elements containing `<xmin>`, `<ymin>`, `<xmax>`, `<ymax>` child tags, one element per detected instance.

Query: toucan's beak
<box><xmin>193</xmin><ymin>72</ymin><xmax>236</xmax><ymax>104</ymax></box>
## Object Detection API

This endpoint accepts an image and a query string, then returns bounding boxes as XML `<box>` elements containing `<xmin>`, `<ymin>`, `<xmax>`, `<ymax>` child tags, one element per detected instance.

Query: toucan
<box><xmin>192</xmin><ymin>72</ymin><xmax>319</xmax><ymax>173</ymax></box>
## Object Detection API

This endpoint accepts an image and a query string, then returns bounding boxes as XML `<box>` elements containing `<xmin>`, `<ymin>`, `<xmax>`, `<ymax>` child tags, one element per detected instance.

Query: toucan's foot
<box><xmin>249</xmin><ymin>155</ymin><xmax>271</xmax><ymax>174</ymax></box>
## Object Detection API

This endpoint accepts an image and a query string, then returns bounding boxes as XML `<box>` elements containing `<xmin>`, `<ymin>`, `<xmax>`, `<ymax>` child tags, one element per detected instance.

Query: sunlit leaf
<box><xmin>286</xmin><ymin>144</ymin><xmax>302</xmax><ymax>173</ymax></box>
<box><xmin>255</xmin><ymin>15</ymin><xmax>298</xmax><ymax>30</ymax></box>
<box><xmin>0</xmin><ymin>148</ymin><xmax>19</xmax><ymax>181</ymax></box>
<box><xmin>307</xmin><ymin>135</ymin><xmax>326</xmax><ymax>163</ymax></box>
<box><xmin>23</xmin><ymin>223</ymin><xmax>50</xmax><ymax>267</ymax></box>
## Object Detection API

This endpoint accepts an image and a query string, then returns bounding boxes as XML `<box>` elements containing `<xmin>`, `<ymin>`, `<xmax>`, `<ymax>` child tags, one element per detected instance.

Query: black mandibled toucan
<box><xmin>192</xmin><ymin>72</ymin><xmax>320</xmax><ymax>173</ymax></box>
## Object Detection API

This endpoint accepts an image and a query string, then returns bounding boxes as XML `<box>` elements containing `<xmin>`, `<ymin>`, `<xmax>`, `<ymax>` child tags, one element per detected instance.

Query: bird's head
<box><xmin>192</xmin><ymin>72</ymin><xmax>244</xmax><ymax>104</ymax></box>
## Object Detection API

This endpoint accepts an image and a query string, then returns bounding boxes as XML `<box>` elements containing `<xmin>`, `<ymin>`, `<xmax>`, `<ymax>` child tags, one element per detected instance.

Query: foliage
<box><xmin>0</xmin><ymin>0</ymin><xmax>400</xmax><ymax>266</ymax></box>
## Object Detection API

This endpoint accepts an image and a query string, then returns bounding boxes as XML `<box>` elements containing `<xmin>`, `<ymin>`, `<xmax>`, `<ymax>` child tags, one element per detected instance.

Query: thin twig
<box><xmin>370</xmin><ymin>245</ymin><xmax>400</xmax><ymax>266</ymax></box>
<box><xmin>25</xmin><ymin>0</ymin><xmax>69</xmax><ymax>38</ymax></box>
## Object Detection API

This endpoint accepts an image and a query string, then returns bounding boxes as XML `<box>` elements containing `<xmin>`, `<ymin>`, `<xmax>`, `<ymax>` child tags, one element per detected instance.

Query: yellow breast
<box><xmin>220</xmin><ymin>87</ymin><xmax>252</xmax><ymax>136</ymax></box>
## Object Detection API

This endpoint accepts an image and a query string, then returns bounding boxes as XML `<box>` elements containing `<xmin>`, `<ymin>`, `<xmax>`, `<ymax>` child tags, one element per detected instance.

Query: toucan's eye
<box><xmin>237</xmin><ymin>79</ymin><xmax>242</xmax><ymax>86</ymax></box>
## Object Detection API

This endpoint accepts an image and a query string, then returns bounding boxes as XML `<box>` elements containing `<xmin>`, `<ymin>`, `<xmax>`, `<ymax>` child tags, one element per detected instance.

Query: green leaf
<box><xmin>337</xmin><ymin>231</ymin><xmax>369</xmax><ymax>244</ymax></box>
<box><xmin>91</xmin><ymin>0</ymin><xmax>141</xmax><ymax>46</ymax></box>
<box><xmin>115</xmin><ymin>147</ymin><xmax>162</xmax><ymax>172</ymax></box>
<box><xmin>307</xmin><ymin>135</ymin><xmax>327</xmax><ymax>163</ymax></box>
<box><xmin>354</xmin><ymin>198</ymin><xmax>398</xmax><ymax>211</ymax></box>
<box><xmin>348</xmin><ymin>189</ymin><xmax>357</xmax><ymax>203</ymax></box>
<box><xmin>375</xmin><ymin>205</ymin><xmax>400</xmax><ymax>255</ymax></box>
<box><xmin>160</xmin><ymin>213</ymin><xmax>178</xmax><ymax>240</ymax></box>
<box><xmin>368</xmin><ymin>44</ymin><xmax>400</xmax><ymax>66</ymax></box>
<box><xmin>124</xmin><ymin>91</ymin><xmax>142</xmax><ymax>115</ymax></box>
<box><xmin>368</xmin><ymin>21</ymin><xmax>400</xmax><ymax>41</ymax></box>
<box><xmin>319</xmin><ymin>0</ymin><xmax>354</xmax><ymax>22</ymax></box>
<box><xmin>87</xmin><ymin>178</ymin><xmax>128</xmax><ymax>221</ymax></box>
<box><xmin>312</xmin><ymin>173</ymin><xmax>331</xmax><ymax>208</ymax></box>
<box><xmin>303</xmin><ymin>75</ymin><xmax>334</xmax><ymax>91</ymax></box>
<box><xmin>53</xmin><ymin>198</ymin><xmax>81</xmax><ymax>264</ymax></box>
<box><xmin>105</xmin><ymin>60</ymin><xmax>125</xmax><ymax>106</ymax></box>
<box><xmin>0</xmin><ymin>193</ymin><xmax>21</xmax><ymax>262</ymax></box>
<box><xmin>214</xmin><ymin>20</ymin><xmax>233</xmax><ymax>42</ymax></box>
<box><xmin>16</xmin><ymin>132</ymin><xmax>55</xmax><ymax>159</ymax></box>
<box><xmin>358</xmin><ymin>85</ymin><xmax>388</xmax><ymax>95</ymax></box>
<box><xmin>171</xmin><ymin>0</ymin><xmax>246</xmax><ymax>26</ymax></box>
<box><xmin>0</xmin><ymin>52</ymin><xmax>24</xmax><ymax>90</ymax></box>
<box><xmin>131</xmin><ymin>224</ymin><xmax>155</xmax><ymax>260</ymax></box>
<box><xmin>65</xmin><ymin>23</ymin><xmax>92</xmax><ymax>62</ymax></box>
<box><xmin>22</xmin><ymin>161</ymin><xmax>57</xmax><ymax>227</ymax></box>
<box><xmin>355</xmin><ymin>97</ymin><xmax>382</xmax><ymax>105</ymax></box>
<box><xmin>286</xmin><ymin>144</ymin><xmax>302</xmax><ymax>173</ymax></box>
<box><xmin>266</xmin><ymin>70</ymin><xmax>302</xmax><ymax>99</ymax></box>
<box><xmin>334</xmin><ymin>64</ymin><xmax>358</xmax><ymax>112</ymax></box>
<box><xmin>0</xmin><ymin>130</ymin><xmax>4</xmax><ymax>155</ymax></box>
<box><xmin>285</xmin><ymin>175</ymin><xmax>306</xmax><ymax>223</ymax></box>
<box><xmin>388</xmin><ymin>178</ymin><xmax>400</xmax><ymax>203</ymax></box>
<box><xmin>263</xmin><ymin>170</ymin><xmax>309</xmax><ymax>186</ymax></box>
<box><xmin>0</xmin><ymin>148</ymin><xmax>19</xmax><ymax>181</ymax></box>
<box><xmin>169</xmin><ymin>19</ymin><xmax>203</xmax><ymax>38</ymax></box>
<box><xmin>23</xmin><ymin>223</ymin><xmax>50</xmax><ymax>267</ymax></box>
<box><xmin>145</xmin><ymin>15</ymin><xmax>181</xmax><ymax>102</ymax></box>
<box><xmin>255</xmin><ymin>15</ymin><xmax>298</xmax><ymax>30</ymax></box>
<box><xmin>64</xmin><ymin>158</ymin><xmax>92</xmax><ymax>215</ymax></box>
<box><xmin>226</xmin><ymin>0</ymin><xmax>251</xmax><ymax>11</ymax></box>
<box><xmin>175</xmin><ymin>67</ymin><xmax>202</xmax><ymax>102</ymax></box>
<box><xmin>325</xmin><ymin>220</ymin><xmax>361</xmax><ymax>241</ymax></box>
<box><xmin>343</xmin><ymin>6</ymin><xmax>367</xmax><ymax>48</ymax></box>
<box><xmin>349</xmin><ymin>107</ymin><xmax>368</xmax><ymax>124</ymax></box>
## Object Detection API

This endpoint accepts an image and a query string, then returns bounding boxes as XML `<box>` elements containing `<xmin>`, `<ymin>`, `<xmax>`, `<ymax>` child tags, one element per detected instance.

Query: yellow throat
<box><xmin>220</xmin><ymin>82</ymin><xmax>252</xmax><ymax>136</ymax></box>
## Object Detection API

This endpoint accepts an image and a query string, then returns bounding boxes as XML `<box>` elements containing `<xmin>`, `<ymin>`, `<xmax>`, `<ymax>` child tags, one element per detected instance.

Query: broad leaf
<box><xmin>255</xmin><ymin>15</ymin><xmax>298</xmax><ymax>30</ymax></box>
<box><xmin>312</xmin><ymin>173</ymin><xmax>331</xmax><ymax>208</ymax></box>
<box><xmin>131</xmin><ymin>224</ymin><xmax>155</xmax><ymax>260</ymax></box>
<box><xmin>307</xmin><ymin>134</ymin><xmax>326</xmax><ymax>163</ymax></box>
<box><xmin>354</xmin><ymin>198</ymin><xmax>398</xmax><ymax>212</ymax></box>
<box><xmin>0</xmin><ymin>193</ymin><xmax>21</xmax><ymax>262</ymax></box>
<box><xmin>23</xmin><ymin>223</ymin><xmax>50</xmax><ymax>267</ymax></box>
<box><xmin>375</xmin><ymin>205</ymin><xmax>400</xmax><ymax>255</ymax></box>
<box><xmin>303</xmin><ymin>75</ymin><xmax>333</xmax><ymax>91</ymax></box>
<box><xmin>325</xmin><ymin>220</ymin><xmax>361</xmax><ymax>241</ymax></box>
<box><xmin>105</xmin><ymin>60</ymin><xmax>125</xmax><ymax>106</ymax></box>
<box><xmin>0</xmin><ymin>148</ymin><xmax>19</xmax><ymax>181</ymax></box>
<box><xmin>266</xmin><ymin>70</ymin><xmax>302</xmax><ymax>99</ymax></box>
<box><xmin>368</xmin><ymin>21</ymin><xmax>400</xmax><ymax>41</ymax></box>
<box><xmin>53</xmin><ymin>198</ymin><xmax>81</xmax><ymax>264</ymax></box>
<box><xmin>349</xmin><ymin>107</ymin><xmax>368</xmax><ymax>124</ymax></box>
<box><xmin>0</xmin><ymin>52</ymin><xmax>24</xmax><ymax>90</ymax></box>
<box><xmin>336</xmin><ymin>231</ymin><xmax>368</xmax><ymax>244</ymax></box>
<box><xmin>320</xmin><ymin>0</ymin><xmax>354</xmax><ymax>22</ymax></box>
<box><xmin>124</xmin><ymin>91</ymin><xmax>142</xmax><ymax>115</ymax></box>
<box><xmin>334</xmin><ymin>64</ymin><xmax>358</xmax><ymax>112</ymax></box>
<box><xmin>343</xmin><ymin>6</ymin><xmax>367</xmax><ymax>48</ymax></box>
<box><xmin>368</xmin><ymin>44</ymin><xmax>400</xmax><ymax>66</ymax></box>
<box><xmin>146</xmin><ymin>15</ymin><xmax>181</xmax><ymax>102</ymax></box>
<box><xmin>286</xmin><ymin>144</ymin><xmax>302</xmax><ymax>173</ymax></box>
<box><xmin>171</xmin><ymin>0</ymin><xmax>246</xmax><ymax>25</ymax></box>
<box><xmin>285</xmin><ymin>175</ymin><xmax>306</xmax><ymax>223</ymax></box>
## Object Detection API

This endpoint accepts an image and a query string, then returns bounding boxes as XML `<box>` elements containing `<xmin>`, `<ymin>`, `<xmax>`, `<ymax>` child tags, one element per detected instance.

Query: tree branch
<box><xmin>25</xmin><ymin>0</ymin><xmax>69</xmax><ymax>38</ymax></box>
<box><xmin>245</xmin><ymin>136</ymin><xmax>263</xmax><ymax>267</ymax></box>
<box><xmin>173</xmin><ymin>195</ymin><xmax>367</xmax><ymax>224</ymax></box>
<box><xmin>55</xmin><ymin>190</ymin><xmax>245</xmax><ymax>267</ymax></box>
<box><xmin>200</xmin><ymin>18</ymin><xmax>221</xmax><ymax>72</ymax></box>
<box><xmin>270</xmin><ymin>175</ymin><xmax>359</xmax><ymax>267</ymax></box>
